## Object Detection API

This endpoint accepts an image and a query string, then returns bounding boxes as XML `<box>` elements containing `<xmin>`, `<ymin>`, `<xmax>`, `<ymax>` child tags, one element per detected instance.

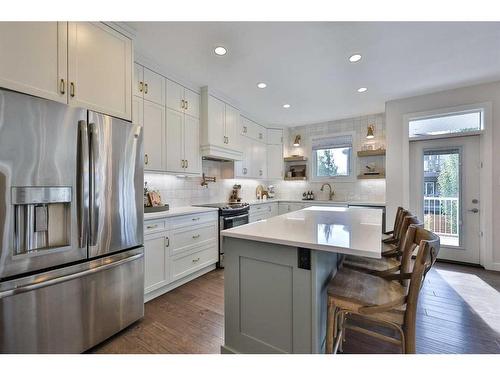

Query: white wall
<box><xmin>385</xmin><ymin>80</ymin><xmax>500</xmax><ymax>270</ymax></box>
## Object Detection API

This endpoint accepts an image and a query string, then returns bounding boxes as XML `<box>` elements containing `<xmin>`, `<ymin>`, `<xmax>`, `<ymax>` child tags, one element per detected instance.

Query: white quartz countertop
<box><xmin>144</xmin><ymin>206</ymin><xmax>218</xmax><ymax>220</ymax></box>
<box><xmin>221</xmin><ymin>206</ymin><xmax>383</xmax><ymax>258</ymax></box>
<box><xmin>247</xmin><ymin>199</ymin><xmax>386</xmax><ymax>207</ymax></box>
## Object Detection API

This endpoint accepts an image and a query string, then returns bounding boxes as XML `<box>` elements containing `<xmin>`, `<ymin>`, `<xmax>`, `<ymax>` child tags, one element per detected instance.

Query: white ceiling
<box><xmin>129</xmin><ymin>22</ymin><xmax>500</xmax><ymax>127</ymax></box>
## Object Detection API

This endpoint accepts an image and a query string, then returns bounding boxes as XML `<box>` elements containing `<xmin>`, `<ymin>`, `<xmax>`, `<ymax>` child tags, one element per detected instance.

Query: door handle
<box><xmin>77</xmin><ymin>120</ymin><xmax>89</xmax><ymax>249</ymax></box>
<box><xmin>468</xmin><ymin>208</ymin><xmax>479</xmax><ymax>213</ymax></box>
<box><xmin>89</xmin><ymin>122</ymin><xmax>100</xmax><ymax>247</ymax></box>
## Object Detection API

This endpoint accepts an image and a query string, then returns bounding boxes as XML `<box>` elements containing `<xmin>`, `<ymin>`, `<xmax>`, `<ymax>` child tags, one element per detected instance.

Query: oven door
<box><xmin>222</xmin><ymin>213</ymin><xmax>249</xmax><ymax>229</ymax></box>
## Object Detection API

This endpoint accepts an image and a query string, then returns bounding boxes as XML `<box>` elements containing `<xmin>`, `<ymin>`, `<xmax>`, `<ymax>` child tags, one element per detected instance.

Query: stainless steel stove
<box><xmin>193</xmin><ymin>202</ymin><xmax>250</xmax><ymax>268</ymax></box>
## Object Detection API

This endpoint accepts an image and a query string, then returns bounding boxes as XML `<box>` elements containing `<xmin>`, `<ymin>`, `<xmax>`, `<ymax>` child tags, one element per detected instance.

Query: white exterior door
<box><xmin>0</xmin><ymin>22</ymin><xmax>67</xmax><ymax>103</ymax></box>
<box><xmin>409</xmin><ymin>135</ymin><xmax>481</xmax><ymax>264</ymax></box>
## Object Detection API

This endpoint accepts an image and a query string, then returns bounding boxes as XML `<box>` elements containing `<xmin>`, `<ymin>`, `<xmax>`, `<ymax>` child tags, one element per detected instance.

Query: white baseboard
<box><xmin>484</xmin><ymin>262</ymin><xmax>500</xmax><ymax>272</ymax></box>
<box><xmin>144</xmin><ymin>264</ymin><xmax>217</xmax><ymax>303</ymax></box>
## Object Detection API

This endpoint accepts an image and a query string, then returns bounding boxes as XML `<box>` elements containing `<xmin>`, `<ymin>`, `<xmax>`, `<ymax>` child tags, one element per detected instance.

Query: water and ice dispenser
<box><xmin>12</xmin><ymin>187</ymin><xmax>72</xmax><ymax>255</ymax></box>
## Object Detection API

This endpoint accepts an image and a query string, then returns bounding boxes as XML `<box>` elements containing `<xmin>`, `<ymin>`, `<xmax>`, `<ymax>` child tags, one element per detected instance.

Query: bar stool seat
<box><xmin>342</xmin><ymin>255</ymin><xmax>400</xmax><ymax>274</ymax></box>
<box><xmin>327</xmin><ymin>268</ymin><xmax>406</xmax><ymax>325</ymax></box>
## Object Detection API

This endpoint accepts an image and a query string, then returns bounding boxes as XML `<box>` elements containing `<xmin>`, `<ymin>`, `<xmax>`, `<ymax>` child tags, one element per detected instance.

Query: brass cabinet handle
<box><xmin>185</xmin><ymin>101</ymin><xmax>188</xmax><ymax>110</ymax></box>
<box><xmin>192</xmin><ymin>257</ymin><xmax>200</xmax><ymax>263</ymax></box>
<box><xmin>146</xmin><ymin>224</ymin><xmax>158</xmax><ymax>229</ymax></box>
<box><xmin>70</xmin><ymin>82</ymin><xmax>75</xmax><ymax>97</ymax></box>
<box><xmin>185</xmin><ymin>160</ymin><xmax>189</xmax><ymax>168</ymax></box>
<box><xmin>145</xmin><ymin>153</ymin><xmax>149</xmax><ymax>165</ymax></box>
<box><xmin>139</xmin><ymin>81</ymin><xmax>144</xmax><ymax>93</ymax></box>
<box><xmin>181</xmin><ymin>99</ymin><xmax>185</xmax><ymax>109</ymax></box>
<box><xmin>243</xmin><ymin>126</ymin><xmax>247</xmax><ymax>133</ymax></box>
<box><xmin>165</xmin><ymin>237</ymin><xmax>170</xmax><ymax>247</ymax></box>
<box><xmin>59</xmin><ymin>78</ymin><xmax>66</xmax><ymax>95</ymax></box>
<box><xmin>144</xmin><ymin>83</ymin><xmax>148</xmax><ymax>94</ymax></box>
<box><xmin>243</xmin><ymin>167</ymin><xmax>247</xmax><ymax>175</ymax></box>
<box><xmin>192</xmin><ymin>217</ymin><xmax>200</xmax><ymax>221</ymax></box>
<box><xmin>192</xmin><ymin>234</ymin><xmax>200</xmax><ymax>239</ymax></box>
<box><xmin>259</xmin><ymin>170</ymin><xmax>263</xmax><ymax>176</ymax></box>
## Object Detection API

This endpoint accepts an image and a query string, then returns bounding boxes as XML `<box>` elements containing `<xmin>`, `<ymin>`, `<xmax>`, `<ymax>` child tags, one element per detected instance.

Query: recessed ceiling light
<box><xmin>357</xmin><ymin>87</ymin><xmax>368</xmax><ymax>93</ymax></box>
<box><xmin>283</xmin><ymin>104</ymin><xmax>291</xmax><ymax>109</ymax></box>
<box><xmin>349</xmin><ymin>54</ymin><xmax>362</xmax><ymax>63</ymax></box>
<box><xmin>214</xmin><ymin>46</ymin><xmax>227</xmax><ymax>56</ymax></box>
<box><xmin>257</xmin><ymin>82</ymin><xmax>267</xmax><ymax>89</ymax></box>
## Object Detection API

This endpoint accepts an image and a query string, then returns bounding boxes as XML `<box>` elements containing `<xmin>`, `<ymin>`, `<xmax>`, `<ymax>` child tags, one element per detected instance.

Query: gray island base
<box><xmin>220</xmin><ymin>206</ymin><xmax>383</xmax><ymax>354</ymax></box>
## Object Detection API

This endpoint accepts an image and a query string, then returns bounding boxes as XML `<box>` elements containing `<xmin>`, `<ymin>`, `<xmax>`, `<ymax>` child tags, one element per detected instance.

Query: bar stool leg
<box><xmin>326</xmin><ymin>297</ymin><xmax>337</xmax><ymax>353</ymax></box>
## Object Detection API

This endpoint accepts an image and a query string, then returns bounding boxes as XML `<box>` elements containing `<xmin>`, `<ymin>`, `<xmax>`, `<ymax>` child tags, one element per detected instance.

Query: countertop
<box><xmin>247</xmin><ymin>199</ymin><xmax>386</xmax><ymax>207</ymax></box>
<box><xmin>221</xmin><ymin>206</ymin><xmax>383</xmax><ymax>258</ymax></box>
<box><xmin>144</xmin><ymin>206</ymin><xmax>218</xmax><ymax>221</ymax></box>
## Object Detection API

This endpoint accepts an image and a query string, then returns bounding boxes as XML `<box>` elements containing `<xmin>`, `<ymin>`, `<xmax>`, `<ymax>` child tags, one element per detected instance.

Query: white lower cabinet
<box><xmin>143</xmin><ymin>211</ymin><xmax>218</xmax><ymax>302</ymax></box>
<box><xmin>249</xmin><ymin>202</ymin><xmax>279</xmax><ymax>222</ymax></box>
<box><xmin>144</xmin><ymin>232</ymin><xmax>169</xmax><ymax>294</ymax></box>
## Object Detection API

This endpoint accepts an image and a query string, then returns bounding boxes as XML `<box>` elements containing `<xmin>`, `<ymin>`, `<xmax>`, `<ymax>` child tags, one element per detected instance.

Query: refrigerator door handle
<box><xmin>0</xmin><ymin>251</ymin><xmax>143</xmax><ymax>299</ymax></box>
<box><xmin>78</xmin><ymin>120</ymin><xmax>89</xmax><ymax>249</ymax></box>
<box><xmin>89</xmin><ymin>122</ymin><xmax>99</xmax><ymax>247</ymax></box>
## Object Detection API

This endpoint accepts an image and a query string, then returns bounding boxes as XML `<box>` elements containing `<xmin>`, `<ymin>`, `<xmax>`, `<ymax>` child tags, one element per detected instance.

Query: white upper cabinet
<box><xmin>132</xmin><ymin>95</ymin><xmax>143</xmax><ymax>126</ymax></box>
<box><xmin>184</xmin><ymin>88</ymin><xmax>200</xmax><ymax>118</ymax></box>
<box><xmin>143</xmin><ymin>100</ymin><xmax>165</xmax><ymax>171</ymax></box>
<box><xmin>234</xmin><ymin>136</ymin><xmax>252</xmax><ymax>178</ymax></box>
<box><xmin>165</xmin><ymin>108</ymin><xmax>185</xmax><ymax>173</ymax></box>
<box><xmin>224</xmin><ymin>104</ymin><xmax>241</xmax><ymax>151</ymax></box>
<box><xmin>267</xmin><ymin>128</ymin><xmax>284</xmax><ymax>145</ymax></box>
<box><xmin>200</xmin><ymin>87</ymin><xmax>243</xmax><ymax>160</ymax></box>
<box><xmin>203</xmin><ymin>94</ymin><xmax>226</xmax><ymax>148</ymax></box>
<box><xmin>0</xmin><ymin>22</ymin><xmax>67</xmax><ymax>103</ymax></box>
<box><xmin>165</xmin><ymin>109</ymin><xmax>201</xmax><ymax>175</ymax></box>
<box><xmin>166</xmin><ymin>79</ymin><xmax>200</xmax><ymax>118</ymax></box>
<box><xmin>68</xmin><ymin>22</ymin><xmax>132</xmax><ymax>120</ymax></box>
<box><xmin>240</xmin><ymin>116</ymin><xmax>267</xmax><ymax>143</ymax></box>
<box><xmin>267</xmin><ymin>144</ymin><xmax>283</xmax><ymax>179</ymax></box>
<box><xmin>143</xmin><ymin>67</ymin><xmax>165</xmax><ymax>105</ymax></box>
<box><xmin>133</xmin><ymin>63</ymin><xmax>144</xmax><ymax>98</ymax></box>
<box><xmin>183</xmin><ymin>115</ymin><xmax>201</xmax><ymax>174</ymax></box>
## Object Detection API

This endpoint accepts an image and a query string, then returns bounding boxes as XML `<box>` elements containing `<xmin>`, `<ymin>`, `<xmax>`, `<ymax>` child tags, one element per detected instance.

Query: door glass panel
<box><xmin>423</xmin><ymin>149</ymin><xmax>460</xmax><ymax>247</ymax></box>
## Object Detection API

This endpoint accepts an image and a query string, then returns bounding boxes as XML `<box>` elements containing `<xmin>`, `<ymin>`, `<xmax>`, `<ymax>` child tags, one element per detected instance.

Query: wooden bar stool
<box><xmin>381</xmin><ymin>209</ymin><xmax>411</xmax><ymax>257</ymax></box>
<box><xmin>382</xmin><ymin>206</ymin><xmax>404</xmax><ymax>243</ymax></box>
<box><xmin>342</xmin><ymin>216</ymin><xmax>422</xmax><ymax>276</ymax></box>
<box><xmin>326</xmin><ymin>225</ymin><xmax>440</xmax><ymax>354</ymax></box>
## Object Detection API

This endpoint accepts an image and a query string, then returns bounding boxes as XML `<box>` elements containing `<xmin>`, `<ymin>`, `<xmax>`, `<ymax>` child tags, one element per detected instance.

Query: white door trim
<box><xmin>402</xmin><ymin>102</ymin><xmax>494</xmax><ymax>270</ymax></box>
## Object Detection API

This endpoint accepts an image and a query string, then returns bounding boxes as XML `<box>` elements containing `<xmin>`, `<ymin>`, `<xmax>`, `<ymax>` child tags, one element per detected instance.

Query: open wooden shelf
<box><xmin>357</xmin><ymin>174</ymin><xmax>386</xmax><ymax>180</ymax></box>
<box><xmin>284</xmin><ymin>156</ymin><xmax>308</xmax><ymax>162</ymax></box>
<box><xmin>357</xmin><ymin>150</ymin><xmax>386</xmax><ymax>157</ymax></box>
<box><xmin>284</xmin><ymin>176</ymin><xmax>307</xmax><ymax>181</ymax></box>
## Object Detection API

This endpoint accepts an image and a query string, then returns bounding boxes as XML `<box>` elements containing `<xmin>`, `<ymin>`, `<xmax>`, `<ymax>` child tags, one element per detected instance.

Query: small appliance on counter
<box><xmin>268</xmin><ymin>185</ymin><xmax>276</xmax><ymax>199</ymax></box>
<box><xmin>229</xmin><ymin>184</ymin><xmax>242</xmax><ymax>202</ymax></box>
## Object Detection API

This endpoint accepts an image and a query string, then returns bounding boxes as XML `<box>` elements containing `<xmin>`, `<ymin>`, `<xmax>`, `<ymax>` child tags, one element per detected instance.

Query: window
<box><xmin>424</xmin><ymin>182</ymin><xmax>435</xmax><ymax>196</ymax></box>
<box><xmin>409</xmin><ymin>110</ymin><xmax>483</xmax><ymax>139</ymax></box>
<box><xmin>312</xmin><ymin>134</ymin><xmax>353</xmax><ymax>180</ymax></box>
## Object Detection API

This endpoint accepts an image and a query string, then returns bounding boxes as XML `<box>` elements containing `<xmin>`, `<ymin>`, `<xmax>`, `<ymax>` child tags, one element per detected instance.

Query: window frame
<box><xmin>311</xmin><ymin>132</ymin><xmax>356</xmax><ymax>182</ymax></box>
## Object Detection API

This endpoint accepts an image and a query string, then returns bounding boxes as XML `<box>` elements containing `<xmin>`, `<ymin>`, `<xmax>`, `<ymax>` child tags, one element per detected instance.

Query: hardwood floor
<box><xmin>90</xmin><ymin>262</ymin><xmax>500</xmax><ymax>354</ymax></box>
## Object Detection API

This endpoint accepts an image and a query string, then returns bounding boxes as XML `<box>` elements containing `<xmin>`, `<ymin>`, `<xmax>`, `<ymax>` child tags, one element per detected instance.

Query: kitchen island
<box><xmin>220</xmin><ymin>206</ymin><xmax>383</xmax><ymax>354</ymax></box>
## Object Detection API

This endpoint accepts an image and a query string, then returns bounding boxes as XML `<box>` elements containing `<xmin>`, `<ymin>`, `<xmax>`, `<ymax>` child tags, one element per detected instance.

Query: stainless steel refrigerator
<box><xmin>0</xmin><ymin>89</ymin><xmax>144</xmax><ymax>353</ymax></box>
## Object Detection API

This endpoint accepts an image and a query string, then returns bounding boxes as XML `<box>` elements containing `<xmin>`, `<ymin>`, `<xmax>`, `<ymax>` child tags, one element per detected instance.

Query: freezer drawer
<box><xmin>0</xmin><ymin>247</ymin><xmax>144</xmax><ymax>353</ymax></box>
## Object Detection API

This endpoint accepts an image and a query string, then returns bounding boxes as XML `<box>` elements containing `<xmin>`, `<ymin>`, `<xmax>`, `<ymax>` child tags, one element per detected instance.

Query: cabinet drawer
<box><xmin>249</xmin><ymin>211</ymin><xmax>270</xmax><ymax>223</ymax></box>
<box><xmin>170</xmin><ymin>222</ymin><xmax>218</xmax><ymax>256</ymax></box>
<box><xmin>171</xmin><ymin>246</ymin><xmax>218</xmax><ymax>282</ymax></box>
<box><xmin>144</xmin><ymin>219</ymin><xmax>167</xmax><ymax>234</ymax></box>
<box><xmin>170</xmin><ymin>211</ymin><xmax>218</xmax><ymax>229</ymax></box>
<box><xmin>250</xmin><ymin>203</ymin><xmax>271</xmax><ymax>213</ymax></box>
